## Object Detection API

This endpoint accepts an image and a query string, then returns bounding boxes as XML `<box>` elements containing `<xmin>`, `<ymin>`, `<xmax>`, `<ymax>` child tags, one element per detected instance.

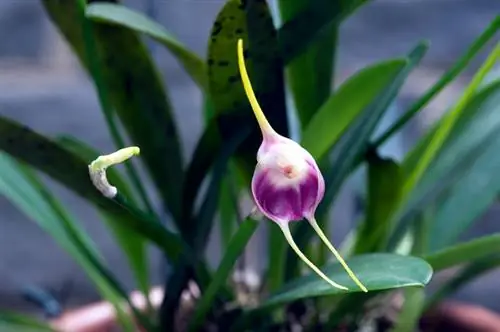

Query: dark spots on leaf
<box><xmin>211</xmin><ymin>37</ymin><xmax>217</xmax><ymax>44</ymax></box>
<box><xmin>212</xmin><ymin>21</ymin><xmax>223</xmax><ymax>37</ymax></box>
<box><xmin>228</xmin><ymin>75</ymin><xmax>239</xmax><ymax>83</ymax></box>
<box><xmin>229</xmin><ymin>16</ymin><xmax>235</xmax><ymax>20</ymax></box>
<box><xmin>208</xmin><ymin>59</ymin><xmax>214</xmax><ymax>66</ymax></box>
<box><xmin>235</xmin><ymin>28</ymin><xmax>243</xmax><ymax>35</ymax></box>
<box><xmin>218</xmin><ymin>60</ymin><xmax>230</xmax><ymax>67</ymax></box>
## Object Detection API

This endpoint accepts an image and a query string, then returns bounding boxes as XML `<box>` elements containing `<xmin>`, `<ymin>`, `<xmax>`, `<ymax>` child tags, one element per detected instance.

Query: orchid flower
<box><xmin>237</xmin><ymin>39</ymin><xmax>367</xmax><ymax>292</ymax></box>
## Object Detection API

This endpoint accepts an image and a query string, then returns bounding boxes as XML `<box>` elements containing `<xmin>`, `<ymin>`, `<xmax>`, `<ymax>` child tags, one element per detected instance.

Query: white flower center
<box><xmin>258</xmin><ymin>142</ymin><xmax>310</xmax><ymax>188</ymax></box>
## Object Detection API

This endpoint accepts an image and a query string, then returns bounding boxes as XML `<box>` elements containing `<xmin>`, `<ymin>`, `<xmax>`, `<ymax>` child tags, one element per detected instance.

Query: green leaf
<box><xmin>301</xmin><ymin>59</ymin><xmax>407</xmax><ymax>161</ymax></box>
<box><xmin>401</xmin><ymin>43</ymin><xmax>500</xmax><ymax>200</ymax></box>
<box><xmin>424</xmin><ymin>234</ymin><xmax>500</xmax><ymax>271</ymax></box>
<box><xmin>86</xmin><ymin>3</ymin><xmax>206</xmax><ymax>90</ymax></box>
<box><xmin>43</xmin><ymin>0</ymin><xmax>185</xmax><ymax>228</ymax></box>
<box><xmin>207</xmin><ymin>0</ymin><xmax>288</xmax><ymax>145</ymax></box>
<box><xmin>372</xmin><ymin>16</ymin><xmax>500</xmax><ymax>147</ymax></box>
<box><xmin>188</xmin><ymin>217</ymin><xmax>259</xmax><ymax>332</ymax></box>
<box><xmin>429</xmin><ymin>132</ymin><xmax>500</xmax><ymax>251</ymax></box>
<box><xmin>261</xmin><ymin>253</ymin><xmax>432</xmax><ymax>308</ymax></box>
<box><xmin>0</xmin><ymin>153</ymin><xmax>135</xmax><ymax>331</ymax></box>
<box><xmin>393</xmin><ymin>80</ymin><xmax>500</xmax><ymax>251</ymax></box>
<box><xmin>277</xmin><ymin>0</ymin><xmax>370</xmax><ymax>64</ymax></box>
<box><xmin>0</xmin><ymin>311</ymin><xmax>55</xmax><ymax>332</ymax></box>
<box><xmin>0</xmin><ymin>115</ymin><xmax>185</xmax><ymax>263</ymax></box>
<box><xmin>354</xmin><ymin>153</ymin><xmax>402</xmax><ymax>254</ymax></box>
<box><xmin>277</xmin><ymin>0</ymin><xmax>338</xmax><ymax>128</ymax></box>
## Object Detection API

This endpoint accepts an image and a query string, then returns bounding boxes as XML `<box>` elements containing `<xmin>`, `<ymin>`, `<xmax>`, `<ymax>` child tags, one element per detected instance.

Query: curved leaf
<box><xmin>424</xmin><ymin>234</ymin><xmax>500</xmax><ymax>271</ymax></box>
<box><xmin>0</xmin><ymin>154</ymin><xmax>135</xmax><ymax>331</ymax></box>
<box><xmin>301</xmin><ymin>59</ymin><xmax>407</xmax><ymax>160</ymax></box>
<box><xmin>0</xmin><ymin>115</ymin><xmax>184</xmax><ymax>263</ymax></box>
<box><xmin>262</xmin><ymin>253</ymin><xmax>432</xmax><ymax>308</ymax></box>
<box><xmin>86</xmin><ymin>3</ymin><xmax>206</xmax><ymax>90</ymax></box>
<box><xmin>43</xmin><ymin>0</ymin><xmax>185</xmax><ymax>226</ymax></box>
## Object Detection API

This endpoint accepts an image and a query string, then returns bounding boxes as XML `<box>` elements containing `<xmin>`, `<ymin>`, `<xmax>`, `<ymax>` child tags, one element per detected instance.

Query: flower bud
<box><xmin>237</xmin><ymin>39</ymin><xmax>367</xmax><ymax>292</ymax></box>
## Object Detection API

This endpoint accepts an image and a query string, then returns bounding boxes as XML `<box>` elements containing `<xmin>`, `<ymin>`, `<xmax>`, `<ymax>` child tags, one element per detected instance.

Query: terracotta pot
<box><xmin>420</xmin><ymin>301</ymin><xmax>500</xmax><ymax>332</ymax></box>
<box><xmin>48</xmin><ymin>287</ymin><xmax>164</xmax><ymax>332</ymax></box>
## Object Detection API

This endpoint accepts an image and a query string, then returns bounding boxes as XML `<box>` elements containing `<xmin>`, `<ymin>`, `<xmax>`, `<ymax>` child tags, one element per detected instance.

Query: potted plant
<box><xmin>0</xmin><ymin>0</ymin><xmax>499</xmax><ymax>331</ymax></box>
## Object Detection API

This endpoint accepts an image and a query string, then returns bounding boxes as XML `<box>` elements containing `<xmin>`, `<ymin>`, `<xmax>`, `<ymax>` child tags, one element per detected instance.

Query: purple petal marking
<box><xmin>252</xmin><ymin>166</ymin><xmax>323</xmax><ymax>223</ymax></box>
<box><xmin>300</xmin><ymin>171</ymin><xmax>320</xmax><ymax>213</ymax></box>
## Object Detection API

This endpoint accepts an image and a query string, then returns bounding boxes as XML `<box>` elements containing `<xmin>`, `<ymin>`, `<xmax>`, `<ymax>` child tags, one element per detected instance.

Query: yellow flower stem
<box><xmin>309</xmin><ymin>217</ymin><xmax>368</xmax><ymax>292</ymax></box>
<box><xmin>237</xmin><ymin>39</ymin><xmax>277</xmax><ymax>138</ymax></box>
<box><xmin>279</xmin><ymin>223</ymin><xmax>348</xmax><ymax>291</ymax></box>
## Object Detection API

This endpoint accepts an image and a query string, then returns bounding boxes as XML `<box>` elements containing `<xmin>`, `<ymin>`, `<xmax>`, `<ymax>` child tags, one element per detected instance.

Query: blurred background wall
<box><xmin>0</xmin><ymin>0</ymin><xmax>498</xmax><ymax>316</ymax></box>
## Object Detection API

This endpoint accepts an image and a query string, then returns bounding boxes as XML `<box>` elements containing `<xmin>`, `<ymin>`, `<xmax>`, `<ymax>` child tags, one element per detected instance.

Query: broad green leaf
<box><xmin>372</xmin><ymin>16</ymin><xmax>500</xmax><ymax>147</ymax></box>
<box><xmin>0</xmin><ymin>311</ymin><xmax>55</xmax><ymax>332</ymax></box>
<box><xmin>0</xmin><ymin>115</ymin><xmax>185</xmax><ymax>263</ymax></box>
<box><xmin>429</xmin><ymin>133</ymin><xmax>500</xmax><ymax>251</ymax></box>
<box><xmin>301</xmin><ymin>59</ymin><xmax>407</xmax><ymax>161</ymax></box>
<box><xmin>0</xmin><ymin>154</ymin><xmax>135</xmax><ymax>331</ymax></box>
<box><xmin>207</xmin><ymin>0</ymin><xmax>288</xmax><ymax>144</ymax></box>
<box><xmin>286</xmin><ymin>43</ymin><xmax>428</xmax><ymax>280</ymax></box>
<box><xmin>261</xmin><ymin>253</ymin><xmax>432</xmax><ymax>308</ymax></box>
<box><xmin>392</xmin><ymin>80</ymin><xmax>500</xmax><ymax>250</ymax></box>
<box><xmin>188</xmin><ymin>217</ymin><xmax>259</xmax><ymax>332</ymax></box>
<box><xmin>277</xmin><ymin>0</ymin><xmax>338</xmax><ymax>128</ymax></box>
<box><xmin>424</xmin><ymin>234</ymin><xmax>500</xmax><ymax>271</ymax></box>
<box><xmin>354</xmin><ymin>153</ymin><xmax>402</xmax><ymax>254</ymax></box>
<box><xmin>43</xmin><ymin>0</ymin><xmax>185</xmax><ymax>228</ymax></box>
<box><xmin>277</xmin><ymin>0</ymin><xmax>370</xmax><ymax>64</ymax></box>
<box><xmin>86</xmin><ymin>3</ymin><xmax>206</xmax><ymax>90</ymax></box>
